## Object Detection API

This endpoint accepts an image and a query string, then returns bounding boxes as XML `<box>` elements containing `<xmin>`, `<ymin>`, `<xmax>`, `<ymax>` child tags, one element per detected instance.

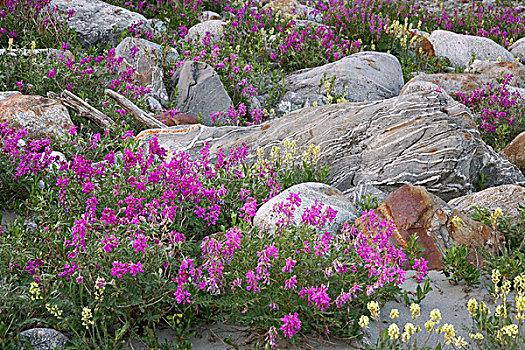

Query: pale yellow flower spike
<box><xmin>410</xmin><ymin>303</ymin><xmax>420</xmax><ymax>320</ymax></box>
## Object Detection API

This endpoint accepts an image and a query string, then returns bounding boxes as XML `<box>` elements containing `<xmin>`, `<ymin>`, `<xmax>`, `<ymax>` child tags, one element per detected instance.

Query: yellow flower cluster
<box><xmin>367</xmin><ymin>301</ymin><xmax>380</xmax><ymax>320</ymax></box>
<box><xmin>29</xmin><ymin>282</ymin><xmax>43</xmax><ymax>301</ymax></box>
<box><xmin>301</xmin><ymin>144</ymin><xmax>320</xmax><ymax>166</ymax></box>
<box><xmin>410</xmin><ymin>303</ymin><xmax>420</xmax><ymax>320</ymax></box>
<box><xmin>497</xmin><ymin>324</ymin><xmax>519</xmax><ymax>341</ymax></box>
<box><xmin>95</xmin><ymin>280</ymin><xmax>106</xmax><ymax>302</ymax></box>
<box><xmin>385</xmin><ymin>17</ymin><xmax>423</xmax><ymax>51</ymax></box>
<box><xmin>467</xmin><ymin>298</ymin><xmax>478</xmax><ymax>318</ymax></box>
<box><xmin>389</xmin><ymin>308</ymin><xmax>399</xmax><ymax>320</ymax></box>
<box><xmin>359</xmin><ymin>315</ymin><xmax>370</xmax><ymax>328</ymax></box>
<box><xmin>401</xmin><ymin>323</ymin><xmax>420</xmax><ymax>343</ymax></box>
<box><xmin>81</xmin><ymin>307</ymin><xmax>94</xmax><ymax>329</ymax></box>
<box><xmin>424</xmin><ymin>308</ymin><xmax>442</xmax><ymax>332</ymax></box>
<box><xmin>45</xmin><ymin>303</ymin><xmax>63</xmax><ymax>320</ymax></box>
<box><xmin>388</xmin><ymin>323</ymin><xmax>399</xmax><ymax>340</ymax></box>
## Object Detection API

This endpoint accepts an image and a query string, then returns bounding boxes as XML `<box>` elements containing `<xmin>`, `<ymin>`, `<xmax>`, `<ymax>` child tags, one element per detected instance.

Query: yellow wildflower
<box><xmin>359</xmin><ymin>315</ymin><xmax>369</xmax><ymax>328</ymax></box>
<box><xmin>410</xmin><ymin>303</ymin><xmax>420</xmax><ymax>320</ymax></box>
<box><xmin>430</xmin><ymin>308</ymin><xmax>442</xmax><ymax>323</ymax></box>
<box><xmin>469</xmin><ymin>332</ymin><xmax>484</xmax><ymax>340</ymax></box>
<box><xmin>29</xmin><ymin>282</ymin><xmax>42</xmax><ymax>301</ymax></box>
<box><xmin>81</xmin><ymin>307</ymin><xmax>94</xmax><ymax>329</ymax></box>
<box><xmin>389</xmin><ymin>309</ymin><xmax>399</xmax><ymax>320</ymax></box>
<box><xmin>367</xmin><ymin>301</ymin><xmax>380</xmax><ymax>320</ymax></box>
<box><xmin>388</xmin><ymin>323</ymin><xmax>399</xmax><ymax>340</ymax></box>
<box><xmin>467</xmin><ymin>298</ymin><xmax>478</xmax><ymax>318</ymax></box>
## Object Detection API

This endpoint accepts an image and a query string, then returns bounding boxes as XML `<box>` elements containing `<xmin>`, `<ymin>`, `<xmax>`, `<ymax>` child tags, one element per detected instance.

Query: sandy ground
<box><xmin>125</xmin><ymin>271</ymin><xmax>494</xmax><ymax>349</ymax></box>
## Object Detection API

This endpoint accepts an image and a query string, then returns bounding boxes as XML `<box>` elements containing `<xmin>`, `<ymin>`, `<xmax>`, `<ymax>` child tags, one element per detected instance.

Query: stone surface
<box><xmin>465</xmin><ymin>60</ymin><xmax>525</xmax><ymax>87</ymax></box>
<box><xmin>0</xmin><ymin>91</ymin><xmax>20</xmax><ymax>101</ymax></box>
<box><xmin>371</xmin><ymin>185</ymin><xmax>497</xmax><ymax>270</ymax></box>
<box><xmin>403</xmin><ymin>73</ymin><xmax>493</xmax><ymax>97</ymax></box>
<box><xmin>502</xmin><ymin>131</ymin><xmax>525</xmax><ymax>174</ymax></box>
<box><xmin>254</xmin><ymin>182</ymin><xmax>360</xmax><ymax>234</ymax></box>
<box><xmin>187</xmin><ymin>20</ymin><xmax>225</xmax><ymax>45</ymax></box>
<box><xmin>199</xmin><ymin>10</ymin><xmax>221</xmax><ymax>21</ymax></box>
<box><xmin>137</xmin><ymin>90</ymin><xmax>525</xmax><ymax>201</ymax></box>
<box><xmin>50</xmin><ymin>0</ymin><xmax>151</xmax><ymax>48</ymax></box>
<box><xmin>344</xmin><ymin>182</ymin><xmax>388</xmax><ymax>209</ymax></box>
<box><xmin>0</xmin><ymin>48</ymin><xmax>74</xmax><ymax>63</ymax></box>
<box><xmin>19</xmin><ymin>328</ymin><xmax>68</xmax><ymax>350</ymax></box>
<box><xmin>0</xmin><ymin>94</ymin><xmax>73</xmax><ymax>140</ymax></box>
<box><xmin>449</xmin><ymin>184</ymin><xmax>525</xmax><ymax>225</ymax></box>
<box><xmin>264</xmin><ymin>0</ymin><xmax>321</xmax><ymax>21</ymax></box>
<box><xmin>428</xmin><ymin>30</ymin><xmax>515</xmax><ymax>68</ymax></box>
<box><xmin>278</xmin><ymin>51</ymin><xmax>404</xmax><ymax>114</ymax></box>
<box><xmin>170</xmin><ymin>60</ymin><xmax>232</xmax><ymax>126</ymax></box>
<box><xmin>115</xmin><ymin>37</ymin><xmax>178</xmax><ymax>105</ymax></box>
<box><xmin>510</xmin><ymin>37</ymin><xmax>525</xmax><ymax>63</ymax></box>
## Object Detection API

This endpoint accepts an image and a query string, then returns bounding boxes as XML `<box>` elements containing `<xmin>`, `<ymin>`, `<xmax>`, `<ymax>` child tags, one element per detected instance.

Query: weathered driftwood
<box><xmin>47</xmin><ymin>90</ymin><xmax>115</xmax><ymax>129</ymax></box>
<box><xmin>104</xmin><ymin>89</ymin><xmax>167</xmax><ymax>129</ymax></box>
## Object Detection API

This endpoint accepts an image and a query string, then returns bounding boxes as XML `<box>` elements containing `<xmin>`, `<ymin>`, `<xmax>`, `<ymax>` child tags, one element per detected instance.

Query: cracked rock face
<box><xmin>428</xmin><ymin>30</ymin><xmax>515</xmax><ymax>68</ymax></box>
<box><xmin>170</xmin><ymin>60</ymin><xmax>232</xmax><ymax>126</ymax></box>
<box><xmin>50</xmin><ymin>0</ymin><xmax>151</xmax><ymax>48</ymax></box>
<box><xmin>278</xmin><ymin>51</ymin><xmax>404</xmax><ymax>115</ymax></box>
<box><xmin>137</xmin><ymin>90</ymin><xmax>525</xmax><ymax>201</ymax></box>
<box><xmin>363</xmin><ymin>185</ymin><xmax>498</xmax><ymax>270</ymax></box>
<box><xmin>0</xmin><ymin>94</ymin><xmax>73</xmax><ymax>139</ymax></box>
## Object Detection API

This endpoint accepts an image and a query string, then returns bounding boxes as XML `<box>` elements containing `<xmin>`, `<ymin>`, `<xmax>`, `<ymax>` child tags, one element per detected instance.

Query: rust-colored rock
<box><xmin>157</xmin><ymin>112</ymin><xmax>199</xmax><ymax>127</ymax></box>
<box><xmin>358</xmin><ymin>185</ymin><xmax>498</xmax><ymax>270</ymax></box>
<box><xmin>0</xmin><ymin>94</ymin><xmax>73</xmax><ymax>139</ymax></box>
<box><xmin>502</xmin><ymin>131</ymin><xmax>525</xmax><ymax>174</ymax></box>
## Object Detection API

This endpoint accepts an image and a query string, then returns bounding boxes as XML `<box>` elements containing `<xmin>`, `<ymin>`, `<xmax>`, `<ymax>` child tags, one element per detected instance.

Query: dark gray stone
<box><xmin>170</xmin><ymin>61</ymin><xmax>232</xmax><ymax>126</ymax></box>
<box><xmin>19</xmin><ymin>328</ymin><xmax>67</xmax><ymax>350</ymax></box>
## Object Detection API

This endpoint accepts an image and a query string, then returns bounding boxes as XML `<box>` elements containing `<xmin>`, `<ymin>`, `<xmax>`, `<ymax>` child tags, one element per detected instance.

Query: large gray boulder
<box><xmin>137</xmin><ymin>90</ymin><xmax>525</xmax><ymax>201</ymax></box>
<box><xmin>20</xmin><ymin>328</ymin><xmax>68</xmax><ymax>350</ymax></box>
<box><xmin>115</xmin><ymin>37</ymin><xmax>179</xmax><ymax>105</ymax></box>
<box><xmin>186</xmin><ymin>20</ymin><xmax>225</xmax><ymax>45</ymax></box>
<box><xmin>170</xmin><ymin>61</ymin><xmax>232</xmax><ymax>126</ymax></box>
<box><xmin>449</xmin><ymin>184</ymin><xmax>525</xmax><ymax>225</ymax></box>
<box><xmin>428</xmin><ymin>30</ymin><xmax>515</xmax><ymax>68</ymax></box>
<box><xmin>50</xmin><ymin>0</ymin><xmax>151</xmax><ymax>48</ymax></box>
<box><xmin>278</xmin><ymin>51</ymin><xmax>404</xmax><ymax>114</ymax></box>
<box><xmin>0</xmin><ymin>94</ymin><xmax>73</xmax><ymax>140</ymax></box>
<box><xmin>510</xmin><ymin>37</ymin><xmax>525</xmax><ymax>63</ymax></box>
<box><xmin>254</xmin><ymin>182</ymin><xmax>360</xmax><ymax>234</ymax></box>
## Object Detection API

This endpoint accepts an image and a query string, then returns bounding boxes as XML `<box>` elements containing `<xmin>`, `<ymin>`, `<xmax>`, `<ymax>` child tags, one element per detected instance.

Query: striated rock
<box><xmin>371</xmin><ymin>185</ymin><xmax>498</xmax><ymax>270</ymax></box>
<box><xmin>510</xmin><ymin>37</ymin><xmax>525</xmax><ymax>63</ymax></box>
<box><xmin>170</xmin><ymin>61</ymin><xmax>232</xmax><ymax>126</ymax></box>
<box><xmin>187</xmin><ymin>20</ymin><xmax>225</xmax><ymax>45</ymax></box>
<box><xmin>502</xmin><ymin>131</ymin><xmax>525</xmax><ymax>174</ymax></box>
<box><xmin>137</xmin><ymin>90</ymin><xmax>525</xmax><ymax>201</ymax></box>
<box><xmin>465</xmin><ymin>60</ymin><xmax>525</xmax><ymax>88</ymax></box>
<box><xmin>449</xmin><ymin>185</ymin><xmax>525</xmax><ymax>225</ymax></box>
<box><xmin>0</xmin><ymin>95</ymin><xmax>73</xmax><ymax>139</ymax></box>
<box><xmin>115</xmin><ymin>37</ymin><xmax>178</xmax><ymax>105</ymax></box>
<box><xmin>50</xmin><ymin>0</ymin><xmax>151</xmax><ymax>48</ymax></box>
<box><xmin>278</xmin><ymin>51</ymin><xmax>404</xmax><ymax>114</ymax></box>
<box><xmin>345</xmin><ymin>182</ymin><xmax>388</xmax><ymax>209</ymax></box>
<box><xmin>20</xmin><ymin>328</ymin><xmax>68</xmax><ymax>350</ymax></box>
<box><xmin>428</xmin><ymin>30</ymin><xmax>515</xmax><ymax>68</ymax></box>
<box><xmin>254</xmin><ymin>182</ymin><xmax>360</xmax><ymax>234</ymax></box>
